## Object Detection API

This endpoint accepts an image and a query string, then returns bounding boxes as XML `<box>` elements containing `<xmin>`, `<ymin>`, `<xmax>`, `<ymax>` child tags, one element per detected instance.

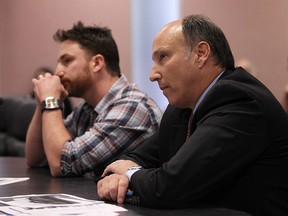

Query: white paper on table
<box><xmin>0</xmin><ymin>178</ymin><xmax>29</xmax><ymax>186</ymax></box>
<box><xmin>0</xmin><ymin>193</ymin><xmax>101</xmax><ymax>208</ymax></box>
<box><xmin>0</xmin><ymin>193</ymin><xmax>127</xmax><ymax>216</ymax></box>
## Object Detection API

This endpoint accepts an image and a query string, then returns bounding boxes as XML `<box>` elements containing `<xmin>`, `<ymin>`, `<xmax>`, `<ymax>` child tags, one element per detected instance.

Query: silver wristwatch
<box><xmin>41</xmin><ymin>96</ymin><xmax>63</xmax><ymax>113</ymax></box>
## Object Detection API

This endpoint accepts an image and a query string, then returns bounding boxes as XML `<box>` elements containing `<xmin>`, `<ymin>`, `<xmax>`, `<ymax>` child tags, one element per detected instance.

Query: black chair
<box><xmin>0</xmin><ymin>95</ymin><xmax>36</xmax><ymax>156</ymax></box>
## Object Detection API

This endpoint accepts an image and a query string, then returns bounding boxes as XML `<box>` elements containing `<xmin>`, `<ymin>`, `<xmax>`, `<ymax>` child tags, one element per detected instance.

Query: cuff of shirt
<box><xmin>125</xmin><ymin>166</ymin><xmax>142</xmax><ymax>181</ymax></box>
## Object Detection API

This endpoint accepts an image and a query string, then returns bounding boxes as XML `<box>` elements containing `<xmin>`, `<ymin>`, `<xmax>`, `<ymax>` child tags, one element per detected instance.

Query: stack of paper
<box><xmin>0</xmin><ymin>193</ymin><xmax>127</xmax><ymax>216</ymax></box>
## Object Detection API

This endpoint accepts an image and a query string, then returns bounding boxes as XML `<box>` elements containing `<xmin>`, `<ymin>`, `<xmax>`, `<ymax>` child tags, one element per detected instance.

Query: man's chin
<box><xmin>167</xmin><ymin>98</ymin><xmax>186</xmax><ymax>109</ymax></box>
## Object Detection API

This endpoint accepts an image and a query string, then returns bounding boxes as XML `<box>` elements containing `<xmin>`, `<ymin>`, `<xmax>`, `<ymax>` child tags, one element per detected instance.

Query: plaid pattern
<box><xmin>60</xmin><ymin>75</ymin><xmax>162</xmax><ymax>176</ymax></box>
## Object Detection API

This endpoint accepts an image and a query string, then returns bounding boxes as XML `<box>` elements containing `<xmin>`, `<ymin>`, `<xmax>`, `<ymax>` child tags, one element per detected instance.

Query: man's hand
<box><xmin>32</xmin><ymin>73</ymin><xmax>68</xmax><ymax>103</ymax></box>
<box><xmin>97</xmin><ymin>160</ymin><xmax>140</xmax><ymax>203</ymax></box>
<box><xmin>97</xmin><ymin>174</ymin><xmax>129</xmax><ymax>204</ymax></box>
<box><xmin>102</xmin><ymin>159</ymin><xmax>139</xmax><ymax>176</ymax></box>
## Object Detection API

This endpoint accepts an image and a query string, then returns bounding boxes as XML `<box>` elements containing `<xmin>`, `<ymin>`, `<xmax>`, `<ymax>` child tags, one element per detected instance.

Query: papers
<box><xmin>0</xmin><ymin>194</ymin><xmax>127</xmax><ymax>216</ymax></box>
<box><xmin>0</xmin><ymin>178</ymin><xmax>30</xmax><ymax>186</ymax></box>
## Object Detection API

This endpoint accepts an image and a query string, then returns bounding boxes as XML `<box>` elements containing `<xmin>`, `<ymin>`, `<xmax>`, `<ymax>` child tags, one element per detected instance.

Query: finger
<box><xmin>37</xmin><ymin>74</ymin><xmax>44</xmax><ymax>80</ymax></box>
<box><xmin>45</xmin><ymin>72</ymin><xmax>53</xmax><ymax>78</ymax></box>
<box><xmin>117</xmin><ymin>177</ymin><xmax>129</xmax><ymax>204</ymax></box>
<box><xmin>97</xmin><ymin>180</ymin><xmax>104</xmax><ymax>198</ymax></box>
<box><xmin>97</xmin><ymin>177</ymin><xmax>113</xmax><ymax>201</ymax></box>
<box><xmin>102</xmin><ymin>160</ymin><xmax>120</xmax><ymax>176</ymax></box>
<box><xmin>102</xmin><ymin>164</ymin><xmax>113</xmax><ymax>177</ymax></box>
<box><xmin>108</xmin><ymin>175</ymin><xmax>119</xmax><ymax>202</ymax></box>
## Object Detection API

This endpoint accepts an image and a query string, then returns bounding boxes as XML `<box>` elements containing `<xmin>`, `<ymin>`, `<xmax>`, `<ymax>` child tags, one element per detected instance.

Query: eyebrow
<box><xmin>57</xmin><ymin>54</ymin><xmax>71</xmax><ymax>63</ymax></box>
<box><xmin>152</xmin><ymin>50</ymin><xmax>160</xmax><ymax>61</ymax></box>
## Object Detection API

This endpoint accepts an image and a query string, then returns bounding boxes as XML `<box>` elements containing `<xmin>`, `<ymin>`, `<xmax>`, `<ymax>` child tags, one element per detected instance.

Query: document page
<box><xmin>0</xmin><ymin>178</ymin><xmax>29</xmax><ymax>186</ymax></box>
<box><xmin>0</xmin><ymin>193</ymin><xmax>127</xmax><ymax>216</ymax></box>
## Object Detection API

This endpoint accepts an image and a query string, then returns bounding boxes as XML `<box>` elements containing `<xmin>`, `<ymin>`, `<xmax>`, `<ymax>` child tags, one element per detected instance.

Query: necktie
<box><xmin>186</xmin><ymin>111</ymin><xmax>193</xmax><ymax>141</ymax></box>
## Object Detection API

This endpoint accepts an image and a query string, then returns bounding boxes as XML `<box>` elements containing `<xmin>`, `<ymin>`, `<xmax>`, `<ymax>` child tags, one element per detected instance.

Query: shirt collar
<box><xmin>193</xmin><ymin>71</ymin><xmax>225</xmax><ymax>114</ymax></box>
<box><xmin>94</xmin><ymin>74</ymin><xmax>129</xmax><ymax>114</ymax></box>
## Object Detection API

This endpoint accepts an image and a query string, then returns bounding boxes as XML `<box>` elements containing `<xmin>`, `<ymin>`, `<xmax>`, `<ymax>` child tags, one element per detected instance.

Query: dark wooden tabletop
<box><xmin>0</xmin><ymin>157</ymin><xmax>251</xmax><ymax>216</ymax></box>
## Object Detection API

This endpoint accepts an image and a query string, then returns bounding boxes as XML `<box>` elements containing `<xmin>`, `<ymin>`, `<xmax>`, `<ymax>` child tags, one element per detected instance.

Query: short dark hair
<box><xmin>182</xmin><ymin>14</ymin><xmax>235</xmax><ymax>70</ymax></box>
<box><xmin>53</xmin><ymin>21</ymin><xmax>121</xmax><ymax>76</ymax></box>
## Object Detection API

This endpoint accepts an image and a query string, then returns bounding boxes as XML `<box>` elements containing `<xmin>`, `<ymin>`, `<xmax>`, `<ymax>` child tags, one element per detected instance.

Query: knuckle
<box><xmin>118</xmin><ymin>178</ymin><xmax>128</xmax><ymax>187</ymax></box>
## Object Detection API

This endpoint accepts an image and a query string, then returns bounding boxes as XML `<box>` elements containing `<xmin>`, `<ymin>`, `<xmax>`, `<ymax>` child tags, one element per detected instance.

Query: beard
<box><xmin>63</xmin><ymin>66</ymin><xmax>93</xmax><ymax>98</ymax></box>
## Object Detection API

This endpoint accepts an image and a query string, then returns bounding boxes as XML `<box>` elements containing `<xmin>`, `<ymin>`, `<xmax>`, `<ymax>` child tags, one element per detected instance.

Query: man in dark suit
<box><xmin>97</xmin><ymin>14</ymin><xmax>288</xmax><ymax>216</ymax></box>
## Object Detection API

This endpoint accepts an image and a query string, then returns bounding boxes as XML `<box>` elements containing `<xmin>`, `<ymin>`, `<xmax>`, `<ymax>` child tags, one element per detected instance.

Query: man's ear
<box><xmin>90</xmin><ymin>54</ymin><xmax>104</xmax><ymax>72</ymax></box>
<box><xmin>195</xmin><ymin>41</ymin><xmax>210</xmax><ymax>68</ymax></box>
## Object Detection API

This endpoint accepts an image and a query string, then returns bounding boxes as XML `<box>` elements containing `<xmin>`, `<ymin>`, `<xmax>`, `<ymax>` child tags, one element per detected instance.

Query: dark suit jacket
<box><xmin>122</xmin><ymin>67</ymin><xmax>288</xmax><ymax>216</ymax></box>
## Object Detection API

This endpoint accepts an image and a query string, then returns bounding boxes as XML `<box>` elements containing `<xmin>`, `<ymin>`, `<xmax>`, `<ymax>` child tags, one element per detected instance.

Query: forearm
<box><xmin>128</xmin><ymin>120</ymin><xmax>266</xmax><ymax>208</ymax></box>
<box><xmin>42</xmin><ymin>109</ymin><xmax>72</xmax><ymax>177</ymax></box>
<box><xmin>29</xmin><ymin>73</ymin><xmax>70</xmax><ymax>176</ymax></box>
<box><xmin>25</xmin><ymin>106</ymin><xmax>46</xmax><ymax>167</ymax></box>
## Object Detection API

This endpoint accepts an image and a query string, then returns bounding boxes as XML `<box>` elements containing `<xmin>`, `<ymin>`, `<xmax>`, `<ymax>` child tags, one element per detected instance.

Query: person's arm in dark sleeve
<box><xmin>120</xmin><ymin>132</ymin><xmax>160</xmax><ymax>168</ymax></box>
<box><xmin>127</xmin><ymin>86</ymin><xmax>267</xmax><ymax>208</ymax></box>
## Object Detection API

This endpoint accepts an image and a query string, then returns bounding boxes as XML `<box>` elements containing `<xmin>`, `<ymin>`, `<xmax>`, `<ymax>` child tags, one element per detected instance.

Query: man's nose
<box><xmin>54</xmin><ymin>65</ymin><xmax>63</xmax><ymax>76</ymax></box>
<box><xmin>149</xmin><ymin>65</ymin><xmax>161</xmax><ymax>82</ymax></box>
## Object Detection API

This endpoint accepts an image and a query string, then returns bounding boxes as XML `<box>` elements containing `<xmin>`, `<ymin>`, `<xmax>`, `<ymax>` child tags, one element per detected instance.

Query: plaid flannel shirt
<box><xmin>60</xmin><ymin>75</ymin><xmax>162</xmax><ymax>176</ymax></box>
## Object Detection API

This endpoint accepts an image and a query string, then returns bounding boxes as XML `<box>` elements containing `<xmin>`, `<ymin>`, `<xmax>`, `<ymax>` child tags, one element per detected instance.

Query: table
<box><xmin>0</xmin><ymin>157</ymin><xmax>251</xmax><ymax>216</ymax></box>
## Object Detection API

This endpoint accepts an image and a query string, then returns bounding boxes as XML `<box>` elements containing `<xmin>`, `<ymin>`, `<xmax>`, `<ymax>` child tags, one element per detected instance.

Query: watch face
<box><xmin>46</xmin><ymin>97</ymin><xmax>59</xmax><ymax>109</ymax></box>
<box><xmin>41</xmin><ymin>97</ymin><xmax>62</xmax><ymax>113</ymax></box>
